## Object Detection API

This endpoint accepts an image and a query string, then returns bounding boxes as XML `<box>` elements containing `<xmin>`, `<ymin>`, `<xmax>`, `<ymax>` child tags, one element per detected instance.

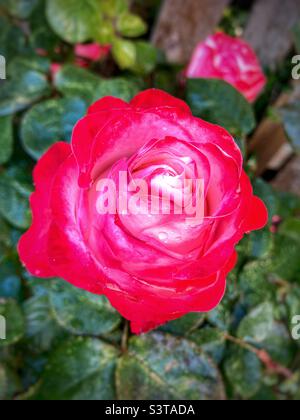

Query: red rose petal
<box><xmin>130</xmin><ymin>88</ymin><xmax>192</xmax><ymax>114</ymax></box>
<box><xmin>18</xmin><ymin>142</ymin><xmax>71</xmax><ymax>277</ymax></box>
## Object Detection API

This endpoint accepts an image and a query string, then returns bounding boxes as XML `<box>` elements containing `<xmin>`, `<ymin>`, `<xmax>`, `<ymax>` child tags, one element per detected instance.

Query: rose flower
<box><xmin>186</xmin><ymin>32</ymin><xmax>266</xmax><ymax>103</ymax></box>
<box><xmin>18</xmin><ymin>89</ymin><xmax>268</xmax><ymax>333</ymax></box>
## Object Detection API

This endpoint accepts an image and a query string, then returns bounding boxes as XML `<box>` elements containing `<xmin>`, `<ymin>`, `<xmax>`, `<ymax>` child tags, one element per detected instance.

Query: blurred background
<box><xmin>0</xmin><ymin>0</ymin><xmax>300</xmax><ymax>400</ymax></box>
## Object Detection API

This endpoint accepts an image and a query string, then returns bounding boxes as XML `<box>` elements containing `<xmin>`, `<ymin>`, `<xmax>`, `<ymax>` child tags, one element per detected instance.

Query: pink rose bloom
<box><xmin>186</xmin><ymin>32</ymin><xmax>266</xmax><ymax>103</ymax></box>
<box><xmin>18</xmin><ymin>89</ymin><xmax>268</xmax><ymax>334</ymax></box>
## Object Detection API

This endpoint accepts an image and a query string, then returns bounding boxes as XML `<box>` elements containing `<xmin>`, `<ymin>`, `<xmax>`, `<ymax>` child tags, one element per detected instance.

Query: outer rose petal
<box><xmin>47</xmin><ymin>154</ymin><xmax>106</xmax><ymax>293</ymax></box>
<box><xmin>244</xmin><ymin>196</ymin><xmax>268</xmax><ymax>232</ymax></box>
<box><xmin>106</xmin><ymin>250</ymin><xmax>237</xmax><ymax>334</ymax></box>
<box><xmin>72</xmin><ymin>106</ymin><xmax>129</xmax><ymax>187</ymax></box>
<box><xmin>130</xmin><ymin>89</ymin><xmax>192</xmax><ymax>114</ymax></box>
<box><xmin>18</xmin><ymin>142</ymin><xmax>71</xmax><ymax>277</ymax></box>
<box><xmin>88</xmin><ymin>97</ymin><xmax>129</xmax><ymax>114</ymax></box>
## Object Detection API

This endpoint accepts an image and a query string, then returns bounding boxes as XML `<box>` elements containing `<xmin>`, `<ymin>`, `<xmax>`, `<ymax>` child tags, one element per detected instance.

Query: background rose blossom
<box><xmin>74</xmin><ymin>43</ymin><xmax>111</xmax><ymax>62</ymax></box>
<box><xmin>186</xmin><ymin>32</ymin><xmax>267</xmax><ymax>102</ymax></box>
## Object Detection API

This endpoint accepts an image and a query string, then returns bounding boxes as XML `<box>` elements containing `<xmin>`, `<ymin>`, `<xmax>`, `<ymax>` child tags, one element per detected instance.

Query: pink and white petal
<box><xmin>47</xmin><ymin>221</ymin><xmax>105</xmax><ymax>294</ymax></box>
<box><xmin>144</xmin><ymin>110</ymin><xmax>243</xmax><ymax>174</ymax></box>
<box><xmin>72</xmin><ymin>109</ymin><xmax>127</xmax><ymax>187</ymax></box>
<box><xmin>18</xmin><ymin>142</ymin><xmax>72</xmax><ymax>277</ymax></box>
<box><xmin>198</xmin><ymin>142</ymin><xmax>241</xmax><ymax>217</ymax></box>
<box><xmin>89</xmin><ymin>111</ymin><xmax>194</xmax><ymax>183</ymax></box>
<box><xmin>46</xmin><ymin>154</ymin><xmax>106</xmax><ymax>292</ymax></box>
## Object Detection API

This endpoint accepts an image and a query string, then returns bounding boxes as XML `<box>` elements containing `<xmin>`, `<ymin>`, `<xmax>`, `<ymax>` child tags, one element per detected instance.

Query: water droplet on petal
<box><xmin>158</xmin><ymin>232</ymin><xmax>168</xmax><ymax>242</ymax></box>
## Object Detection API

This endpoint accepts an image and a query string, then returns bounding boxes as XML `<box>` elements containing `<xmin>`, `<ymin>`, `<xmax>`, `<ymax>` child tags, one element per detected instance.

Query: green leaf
<box><xmin>25</xmin><ymin>275</ymin><xmax>57</xmax><ymax>297</ymax></box>
<box><xmin>19</xmin><ymin>355</ymin><xmax>48</xmax><ymax>397</ymax></box>
<box><xmin>0</xmin><ymin>173</ymin><xmax>32</xmax><ymax>229</ymax></box>
<box><xmin>29</xmin><ymin>1</ymin><xmax>61</xmax><ymax>53</ymax></box>
<box><xmin>117</xmin><ymin>13</ymin><xmax>148</xmax><ymax>38</ymax></box>
<box><xmin>0</xmin><ymin>56</ymin><xmax>50</xmax><ymax>117</ymax></box>
<box><xmin>0</xmin><ymin>115</ymin><xmax>13</xmax><ymax>165</ymax></box>
<box><xmin>0</xmin><ymin>364</ymin><xmax>22</xmax><ymax>400</ymax></box>
<box><xmin>239</xmin><ymin>260</ymin><xmax>276</xmax><ymax>308</ymax></box>
<box><xmin>153</xmin><ymin>68</ymin><xmax>178</xmax><ymax>95</ymax></box>
<box><xmin>54</xmin><ymin>65</ymin><xmax>101</xmax><ymax>102</ymax></box>
<box><xmin>207</xmin><ymin>301</ymin><xmax>233</xmax><ymax>332</ymax></box>
<box><xmin>24</xmin><ymin>294</ymin><xmax>64</xmax><ymax>352</ymax></box>
<box><xmin>0</xmin><ymin>17</ymin><xmax>26</xmax><ymax>60</ymax></box>
<box><xmin>286</xmin><ymin>286</ymin><xmax>300</xmax><ymax>331</ymax></box>
<box><xmin>251</xmin><ymin>386</ymin><xmax>277</xmax><ymax>401</ymax></box>
<box><xmin>224</xmin><ymin>346</ymin><xmax>262</xmax><ymax>399</ymax></box>
<box><xmin>99</xmin><ymin>0</ymin><xmax>128</xmax><ymax>17</ymax></box>
<box><xmin>237</xmin><ymin>302</ymin><xmax>294</xmax><ymax>364</ymax></box>
<box><xmin>188</xmin><ymin>327</ymin><xmax>226</xmax><ymax>364</ymax></box>
<box><xmin>116</xmin><ymin>332</ymin><xmax>225</xmax><ymax>400</ymax></box>
<box><xmin>0</xmin><ymin>298</ymin><xmax>25</xmax><ymax>347</ymax></box>
<box><xmin>186</xmin><ymin>78</ymin><xmax>256</xmax><ymax>136</ymax></box>
<box><xmin>0</xmin><ymin>0</ymin><xmax>39</xmax><ymax>18</ymax></box>
<box><xmin>247</xmin><ymin>228</ymin><xmax>273</xmax><ymax>259</ymax></box>
<box><xmin>279</xmin><ymin>218</ymin><xmax>300</xmax><ymax>241</ymax></box>
<box><xmin>279</xmin><ymin>100</ymin><xmax>300</xmax><ymax>153</ymax></box>
<box><xmin>279</xmin><ymin>371</ymin><xmax>300</xmax><ymax>400</ymax></box>
<box><xmin>159</xmin><ymin>313</ymin><xmax>205</xmax><ymax>336</ymax></box>
<box><xmin>112</xmin><ymin>39</ymin><xmax>137</xmax><ymax>70</ymax></box>
<box><xmin>276</xmin><ymin>191</ymin><xmax>300</xmax><ymax>219</ymax></box>
<box><xmin>46</xmin><ymin>0</ymin><xmax>103</xmax><ymax>44</ymax></box>
<box><xmin>0</xmin><ymin>217</ymin><xmax>12</xmax><ymax>263</ymax></box>
<box><xmin>36</xmin><ymin>337</ymin><xmax>118</xmax><ymax>400</ymax></box>
<box><xmin>93</xmin><ymin>21</ymin><xmax>115</xmax><ymax>45</ymax></box>
<box><xmin>49</xmin><ymin>280</ymin><xmax>121</xmax><ymax>336</ymax></box>
<box><xmin>273</xmin><ymin>229</ymin><xmax>300</xmax><ymax>281</ymax></box>
<box><xmin>253</xmin><ymin>178</ymin><xmax>278</xmax><ymax>221</ymax></box>
<box><xmin>54</xmin><ymin>65</ymin><xmax>141</xmax><ymax>103</ymax></box>
<box><xmin>21</xmin><ymin>97</ymin><xmax>87</xmax><ymax>160</ymax></box>
<box><xmin>260</xmin><ymin>322</ymin><xmax>295</xmax><ymax>365</ymax></box>
<box><xmin>237</xmin><ymin>302</ymin><xmax>274</xmax><ymax>344</ymax></box>
<box><xmin>94</xmin><ymin>77</ymin><xmax>143</xmax><ymax>101</ymax></box>
<box><xmin>0</xmin><ymin>259</ymin><xmax>22</xmax><ymax>300</ymax></box>
<box><xmin>132</xmin><ymin>41</ymin><xmax>158</xmax><ymax>75</ymax></box>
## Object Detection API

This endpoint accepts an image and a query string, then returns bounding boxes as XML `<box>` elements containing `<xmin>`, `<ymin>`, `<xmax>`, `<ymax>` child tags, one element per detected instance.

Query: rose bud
<box><xmin>74</xmin><ymin>43</ymin><xmax>111</xmax><ymax>62</ymax></box>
